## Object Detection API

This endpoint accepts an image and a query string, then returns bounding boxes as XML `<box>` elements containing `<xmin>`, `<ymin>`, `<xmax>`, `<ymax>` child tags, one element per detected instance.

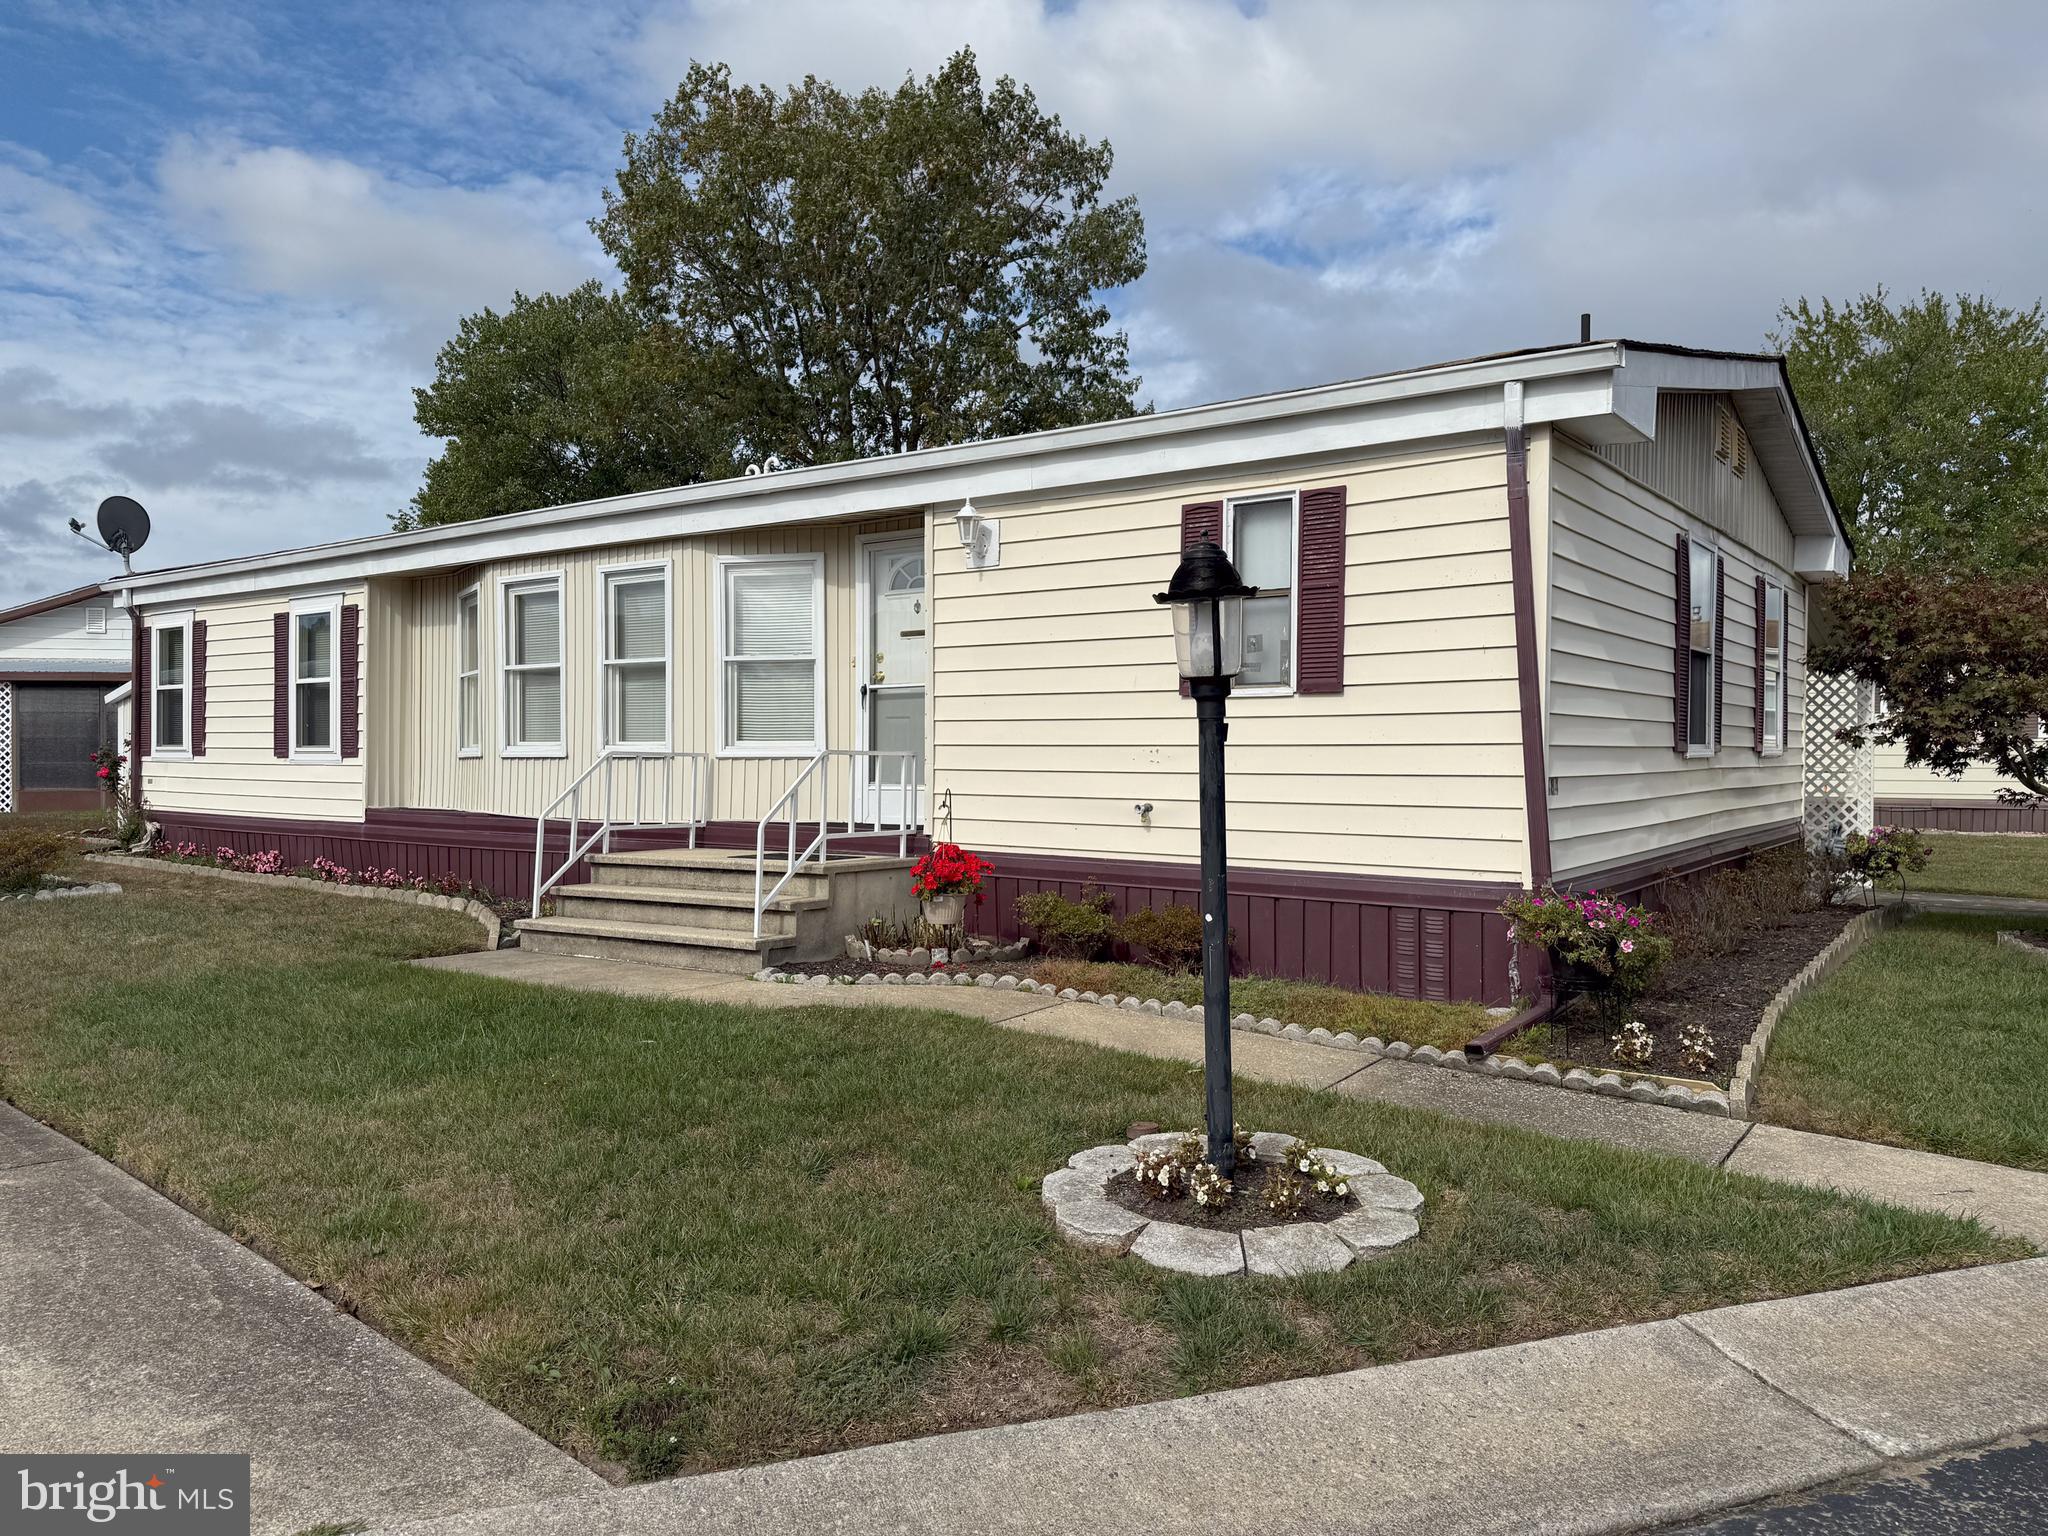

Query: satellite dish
<box><xmin>97</xmin><ymin>496</ymin><xmax>151</xmax><ymax>557</ymax></box>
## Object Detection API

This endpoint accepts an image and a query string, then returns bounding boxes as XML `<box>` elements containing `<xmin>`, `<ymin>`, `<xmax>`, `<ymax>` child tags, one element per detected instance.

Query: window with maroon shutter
<box><xmin>1176</xmin><ymin>501</ymin><xmax>1223</xmax><ymax>697</ymax></box>
<box><xmin>1672</xmin><ymin>532</ymin><xmax>1690</xmax><ymax>753</ymax></box>
<box><xmin>1679</xmin><ymin>536</ymin><xmax>1719</xmax><ymax>753</ymax></box>
<box><xmin>273</xmin><ymin>612</ymin><xmax>290</xmax><ymax>758</ymax></box>
<box><xmin>1712</xmin><ymin>558</ymin><xmax>1727</xmax><ymax>749</ymax></box>
<box><xmin>340</xmin><ymin>603</ymin><xmax>360</xmax><ymax>759</ymax></box>
<box><xmin>191</xmin><ymin>619</ymin><xmax>208</xmax><ymax>758</ymax></box>
<box><xmin>147</xmin><ymin>616</ymin><xmax>192</xmax><ymax>754</ymax></box>
<box><xmin>1753</xmin><ymin>576</ymin><xmax>1767</xmax><ymax>751</ymax></box>
<box><xmin>1295</xmin><ymin>485</ymin><xmax>1347</xmax><ymax>694</ymax></box>
<box><xmin>135</xmin><ymin>627</ymin><xmax>153</xmax><ymax>757</ymax></box>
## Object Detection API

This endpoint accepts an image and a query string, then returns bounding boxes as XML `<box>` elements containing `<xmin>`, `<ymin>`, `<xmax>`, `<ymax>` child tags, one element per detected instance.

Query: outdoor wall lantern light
<box><xmin>1155</xmin><ymin>537</ymin><xmax>1254</xmax><ymax>1175</ymax></box>
<box><xmin>954</xmin><ymin>498</ymin><xmax>982</xmax><ymax>548</ymax></box>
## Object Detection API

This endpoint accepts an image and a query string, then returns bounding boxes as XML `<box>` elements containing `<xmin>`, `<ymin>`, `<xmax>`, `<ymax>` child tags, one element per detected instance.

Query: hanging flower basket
<box><xmin>909</xmin><ymin>844</ymin><xmax>993</xmax><ymax>930</ymax></box>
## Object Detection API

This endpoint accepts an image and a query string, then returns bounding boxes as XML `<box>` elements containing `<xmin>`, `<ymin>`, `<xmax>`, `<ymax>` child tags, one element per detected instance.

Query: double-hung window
<box><xmin>152</xmin><ymin>614</ymin><xmax>192</xmax><ymax>755</ymax></box>
<box><xmin>719</xmin><ymin>556</ymin><xmax>821</xmax><ymax>753</ymax></box>
<box><xmin>1686</xmin><ymin>542</ymin><xmax>1720</xmax><ymax>753</ymax></box>
<box><xmin>456</xmin><ymin>585</ymin><xmax>481</xmax><ymax>757</ymax></box>
<box><xmin>1226</xmin><ymin>492</ymin><xmax>1296</xmax><ymax>692</ymax></box>
<box><xmin>290</xmin><ymin>595</ymin><xmax>341</xmax><ymax>760</ymax></box>
<box><xmin>602</xmin><ymin>565</ymin><xmax>670</xmax><ymax>751</ymax></box>
<box><xmin>502</xmin><ymin>576</ymin><xmax>564</xmax><ymax>755</ymax></box>
<box><xmin>1760</xmin><ymin>581</ymin><xmax>1787</xmax><ymax>754</ymax></box>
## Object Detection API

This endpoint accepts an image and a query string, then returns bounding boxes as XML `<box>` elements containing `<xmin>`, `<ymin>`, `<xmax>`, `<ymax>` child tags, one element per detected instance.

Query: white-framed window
<box><xmin>600</xmin><ymin>562</ymin><xmax>670</xmax><ymax>751</ymax></box>
<box><xmin>1225</xmin><ymin>491</ymin><xmax>1297</xmax><ymax>693</ymax></box>
<box><xmin>501</xmin><ymin>575</ymin><xmax>565</xmax><ymax>756</ymax></box>
<box><xmin>1686</xmin><ymin>541</ymin><xmax>1721</xmax><ymax>755</ymax></box>
<box><xmin>1761</xmin><ymin>580</ymin><xmax>1788</xmax><ymax>755</ymax></box>
<box><xmin>289</xmin><ymin>593</ymin><xmax>343</xmax><ymax>761</ymax></box>
<box><xmin>150</xmin><ymin>611</ymin><xmax>193</xmax><ymax>757</ymax></box>
<box><xmin>716</xmin><ymin>554</ymin><xmax>823</xmax><ymax>755</ymax></box>
<box><xmin>457</xmin><ymin>584</ymin><xmax>481</xmax><ymax>758</ymax></box>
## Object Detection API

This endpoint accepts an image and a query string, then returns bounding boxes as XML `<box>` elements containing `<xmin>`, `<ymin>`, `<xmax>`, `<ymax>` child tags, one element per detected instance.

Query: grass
<box><xmin>0</xmin><ymin>864</ymin><xmax>2024</xmax><ymax>1482</ymax></box>
<box><xmin>1758</xmin><ymin>914</ymin><xmax>2048</xmax><ymax>1170</ymax></box>
<box><xmin>0</xmin><ymin>808</ymin><xmax>114</xmax><ymax>838</ymax></box>
<box><xmin>1911</xmin><ymin>834</ymin><xmax>2048</xmax><ymax>900</ymax></box>
<box><xmin>1029</xmin><ymin>958</ymin><xmax>1494</xmax><ymax>1051</ymax></box>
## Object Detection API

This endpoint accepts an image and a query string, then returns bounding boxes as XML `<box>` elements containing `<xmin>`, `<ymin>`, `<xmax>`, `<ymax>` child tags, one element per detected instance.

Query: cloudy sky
<box><xmin>2</xmin><ymin>0</ymin><xmax>2044</xmax><ymax>605</ymax></box>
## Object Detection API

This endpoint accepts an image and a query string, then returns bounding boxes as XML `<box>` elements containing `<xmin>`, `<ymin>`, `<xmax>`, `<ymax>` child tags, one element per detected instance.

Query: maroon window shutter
<box><xmin>191</xmin><ymin>620</ymin><xmax>208</xmax><ymax>758</ymax></box>
<box><xmin>1672</xmin><ymin>532</ymin><xmax>1690</xmax><ymax>753</ymax></box>
<box><xmin>135</xmin><ymin>627</ymin><xmax>153</xmax><ymax>758</ymax></box>
<box><xmin>1712</xmin><ymin>558</ymin><xmax>1727</xmax><ymax>751</ymax></box>
<box><xmin>1296</xmin><ymin>485</ymin><xmax>1347</xmax><ymax>694</ymax></box>
<box><xmin>273</xmin><ymin>613</ymin><xmax>290</xmax><ymax>758</ymax></box>
<box><xmin>1177</xmin><ymin>501</ymin><xmax>1225</xmax><ymax>698</ymax></box>
<box><xmin>1753</xmin><ymin>576</ymin><xmax>1767</xmax><ymax>751</ymax></box>
<box><xmin>340</xmin><ymin>603</ymin><xmax>361</xmax><ymax>759</ymax></box>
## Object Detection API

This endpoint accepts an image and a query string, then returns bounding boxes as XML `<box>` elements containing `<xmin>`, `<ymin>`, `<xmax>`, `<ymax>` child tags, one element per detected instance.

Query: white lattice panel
<box><xmin>1803</xmin><ymin>671</ymin><xmax>1874</xmax><ymax>850</ymax></box>
<box><xmin>0</xmin><ymin>683</ymin><xmax>13</xmax><ymax>815</ymax></box>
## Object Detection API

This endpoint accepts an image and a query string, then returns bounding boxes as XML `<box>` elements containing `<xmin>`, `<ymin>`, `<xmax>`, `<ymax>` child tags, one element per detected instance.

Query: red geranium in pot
<box><xmin>909</xmin><ymin>843</ymin><xmax>994</xmax><ymax>929</ymax></box>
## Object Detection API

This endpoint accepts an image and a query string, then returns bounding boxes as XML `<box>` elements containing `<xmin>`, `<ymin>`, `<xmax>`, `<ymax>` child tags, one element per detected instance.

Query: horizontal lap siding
<box><xmin>1547</xmin><ymin>429</ymin><xmax>1806</xmax><ymax>881</ymax></box>
<box><xmin>1873</xmin><ymin>742</ymin><xmax>2041</xmax><ymax>810</ymax></box>
<box><xmin>933</xmin><ymin>437</ymin><xmax>1530</xmax><ymax>884</ymax></box>
<box><xmin>143</xmin><ymin>589</ymin><xmax>367</xmax><ymax>821</ymax></box>
<box><xmin>395</xmin><ymin>515</ymin><xmax>926</xmax><ymax>825</ymax></box>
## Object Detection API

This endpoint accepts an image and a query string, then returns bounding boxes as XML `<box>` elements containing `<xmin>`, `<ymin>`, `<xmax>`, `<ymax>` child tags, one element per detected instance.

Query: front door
<box><xmin>857</xmin><ymin>535</ymin><xmax>927</xmax><ymax>826</ymax></box>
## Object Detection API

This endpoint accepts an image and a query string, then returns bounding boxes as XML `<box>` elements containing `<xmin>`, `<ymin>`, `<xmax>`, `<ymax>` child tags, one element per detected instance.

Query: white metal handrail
<box><xmin>531</xmin><ymin>750</ymin><xmax>712</xmax><ymax>918</ymax></box>
<box><xmin>753</xmin><ymin>748</ymin><xmax>916</xmax><ymax>938</ymax></box>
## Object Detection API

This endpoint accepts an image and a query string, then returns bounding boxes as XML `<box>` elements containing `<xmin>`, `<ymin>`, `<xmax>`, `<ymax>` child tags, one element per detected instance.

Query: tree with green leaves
<box><xmin>405</xmin><ymin>284</ymin><xmax>727</xmax><ymax>528</ymax></box>
<box><xmin>593</xmin><ymin>48</ymin><xmax>1146</xmax><ymax>466</ymax></box>
<box><xmin>1777</xmin><ymin>289</ymin><xmax>2048</xmax><ymax>801</ymax></box>
<box><xmin>1772</xmin><ymin>288</ymin><xmax>2048</xmax><ymax>574</ymax></box>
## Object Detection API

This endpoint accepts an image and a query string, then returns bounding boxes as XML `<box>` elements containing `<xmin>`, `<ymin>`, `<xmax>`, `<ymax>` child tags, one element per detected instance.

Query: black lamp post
<box><xmin>1155</xmin><ymin>538</ymin><xmax>1253</xmax><ymax>1176</ymax></box>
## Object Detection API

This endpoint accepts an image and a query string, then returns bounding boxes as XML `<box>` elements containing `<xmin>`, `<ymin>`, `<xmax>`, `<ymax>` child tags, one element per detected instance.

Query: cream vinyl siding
<box><xmin>141</xmin><ymin>587</ymin><xmax>367</xmax><ymax>820</ymax></box>
<box><xmin>932</xmin><ymin>437</ymin><xmax>1530</xmax><ymax>883</ymax></box>
<box><xmin>0</xmin><ymin>600</ymin><xmax>131</xmax><ymax>663</ymax></box>
<box><xmin>1874</xmin><ymin>741</ymin><xmax>2039</xmax><ymax>802</ymax></box>
<box><xmin>1593</xmin><ymin>393</ymin><xmax>1795</xmax><ymax>569</ymax></box>
<box><xmin>387</xmin><ymin>517</ymin><xmax>924</xmax><ymax>822</ymax></box>
<box><xmin>1546</xmin><ymin>434</ymin><xmax>1806</xmax><ymax>880</ymax></box>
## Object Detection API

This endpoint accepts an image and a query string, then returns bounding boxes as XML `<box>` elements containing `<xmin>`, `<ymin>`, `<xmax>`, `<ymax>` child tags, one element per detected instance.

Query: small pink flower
<box><xmin>1620</xmin><ymin>939</ymin><xmax>1635</xmax><ymax>953</ymax></box>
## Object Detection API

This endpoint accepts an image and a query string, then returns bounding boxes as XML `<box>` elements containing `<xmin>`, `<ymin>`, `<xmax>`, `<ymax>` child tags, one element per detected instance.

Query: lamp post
<box><xmin>1155</xmin><ymin>538</ymin><xmax>1253</xmax><ymax>1176</ymax></box>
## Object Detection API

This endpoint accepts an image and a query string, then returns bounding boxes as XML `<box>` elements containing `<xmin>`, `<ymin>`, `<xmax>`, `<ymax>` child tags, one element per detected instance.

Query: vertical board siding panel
<box><xmin>1360</xmin><ymin>907</ymin><xmax>1391</xmax><ymax>993</ymax></box>
<box><xmin>1247</xmin><ymin>895</ymin><xmax>1276</xmax><ymax>974</ymax></box>
<box><xmin>1449</xmin><ymin>912</ymin><xmax>1484</xmax><ymax>1003</ymax></box>
<box><xmin>1303</xmin><ymin>899</ymin><xmax>1332</xmax><ymax>984</ymax></box>
<box><xmin>1276</xmin><ymin>902</ymin><xmax>1306</xmax><ymax>978</ymax></box>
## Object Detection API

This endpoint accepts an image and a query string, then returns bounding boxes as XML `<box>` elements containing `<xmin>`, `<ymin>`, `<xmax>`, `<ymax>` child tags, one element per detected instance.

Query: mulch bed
<box><xmin>1104</xmin><ymin>1163</ymin><xmax>1352</xmax><ymax>1233</ymax></box>
<box><xmin>1535</xmin><ymin>906</ymin><xmax>1861</xmax><ymax>1085</ymax></box>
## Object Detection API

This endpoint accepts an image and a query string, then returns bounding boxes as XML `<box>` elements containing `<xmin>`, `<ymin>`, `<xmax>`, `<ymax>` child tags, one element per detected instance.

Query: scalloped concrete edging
<box><xmin>763</xmin><ymin>966</ymin><xmax>1736</xmax><ymax>1116</ymax></box>
<box><xmin>1998</xmin><ymin>930</ymin><xmax>2048</xmax><ymax>966</ymax></box>
<box><xmin>1726</xmin><ymin>902</ymin><xmax>1906</xmax><ymax>1120</ymax></box>
<box><xmin>3</xmin><ymin>876</ymin><xmax>123</xmax><ymax>903</ymax></box>
<box><xmin>1043</xmin><ymin>1129</ymin><xmax>1423</xmax><ymax>1277</ymax></box>
<box><xmin>87</xmin><ymin>853</ymin><xmax>501</xmax><ymax>950</ymax></box>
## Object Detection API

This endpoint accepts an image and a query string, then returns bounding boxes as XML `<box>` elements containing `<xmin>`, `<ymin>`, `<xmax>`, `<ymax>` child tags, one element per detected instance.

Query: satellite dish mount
<box><xmin>69</xmin><ymin>496</ymin><xmax>153</xmax><ymax>575</ymax></box>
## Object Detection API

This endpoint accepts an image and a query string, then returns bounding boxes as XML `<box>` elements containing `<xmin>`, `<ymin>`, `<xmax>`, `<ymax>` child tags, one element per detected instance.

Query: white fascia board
<box><xmin>113</xmin><ymin>342</ymin><xmax>1636</xmax><ymax>608</ymax></box>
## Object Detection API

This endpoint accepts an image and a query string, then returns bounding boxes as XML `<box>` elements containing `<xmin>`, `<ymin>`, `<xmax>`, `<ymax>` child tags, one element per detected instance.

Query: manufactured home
<box><xmin>0</xmin><ymin>584</ymin><xmax>130</xmax><ymax>813</ymax></box>
<box><xmin>1873</xmin><ymin>727</ymin><xmax>2048</xmax><ymax>835</ymax></box>
<box><xmin>107</xmin><ymin>339</ymin><xmax>1849</xmax><ymax>1004</ymax></box>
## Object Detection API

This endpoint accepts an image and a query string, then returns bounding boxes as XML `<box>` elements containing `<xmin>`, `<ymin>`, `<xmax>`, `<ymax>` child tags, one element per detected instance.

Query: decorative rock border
<box><xmin>846</xmin><ymin>935</ymin><xmax>1030</xmax><ymax>965</ymax></box>
<box><xmin>86</xmin><ymin>853</ymin><xmax>501</xmax><ymax>949</ymax></box>
<box><xmin>3</xmin><ymin>877</ymin><xmax>122</xmax><ymax>903</ymax></box>
<box><xmin>1726</xmin><ymin>903</ymin><xmax>1905</xmax><ymax>1120</ymax></box>
<box><xmin>763</xmin><ymin>966</ymin><xmax>1734</xmax><ymax>1116</ymax></box>
<box><xmin>1997</xmin><ymin>930</ymin><xmax>2048</xmax><ymax>967</ymax></box>
<box><xmin>1044</xmin><ymin>1129</ymin><xmax>1424</xmax><ymax>1277</ymax></box>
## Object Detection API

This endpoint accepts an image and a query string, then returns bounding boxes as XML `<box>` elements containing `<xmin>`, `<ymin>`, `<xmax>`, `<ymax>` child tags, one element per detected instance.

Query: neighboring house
<box><xmin>0</xmin><ymin>584</ymin><xmax>130</xmax><ymax>813</ymax></box>
<box><xmin>107</xmin><ymin>339</ymin><xmax>1848</xmax><ymax>1002</ymax></box>
<box><xmin>1874</xmin><ymin>723</ymin><xmax>2048</xmax><ymax>834</ymax></box>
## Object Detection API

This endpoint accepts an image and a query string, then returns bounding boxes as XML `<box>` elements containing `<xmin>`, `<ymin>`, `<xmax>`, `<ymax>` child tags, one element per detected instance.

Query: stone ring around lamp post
<box><xmin>1043</xmin><ymin>1129</ymin><xmax>1424</xmax><ymax>1278</ymax></box>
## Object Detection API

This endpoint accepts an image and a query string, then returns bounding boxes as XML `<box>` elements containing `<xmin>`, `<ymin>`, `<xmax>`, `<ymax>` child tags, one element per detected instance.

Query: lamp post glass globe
<box><xmin>1155</xmin><ymin>539</ymin><xmax>1252</xmax><ymax>681</ymax></box>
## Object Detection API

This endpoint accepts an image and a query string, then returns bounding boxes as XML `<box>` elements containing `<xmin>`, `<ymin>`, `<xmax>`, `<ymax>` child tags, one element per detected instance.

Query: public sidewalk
<box><xmin>417</xmin><ymin>949</ymin><xmax>2048</xmax><ymax>1248</ymax></box>
<box><xmin>366</xmin><ymin>1257</ymin><xmax>2048</xmax><ymax>1536</ymax></box>
<box><xmin>0</xmin><ymin>1101</ymin><xmax>601</xmax><ymax>1536</ymax></box>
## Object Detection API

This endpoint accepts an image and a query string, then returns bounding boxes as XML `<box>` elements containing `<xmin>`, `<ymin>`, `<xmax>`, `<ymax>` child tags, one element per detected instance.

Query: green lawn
<box><xmin>1759</xmin><ymin>915</ymin><xmax>2048</xmax><ymax>1169</ymax></box>
<box><xmin>0</xmin><ymin>865</ymin><xmax>2022</xmax><ymax>1482</ymax></box>
<box><xmin>1914</xmin><ymin>834</ymin><xmax>2048</xmax><ymax>900</ymax></box>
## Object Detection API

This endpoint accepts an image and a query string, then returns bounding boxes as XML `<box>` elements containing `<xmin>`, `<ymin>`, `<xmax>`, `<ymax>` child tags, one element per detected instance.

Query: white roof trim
<box><xmin>110</xmin><ymin>340</ymin><xmax>1846</xmax><ymax>606</ymax></box>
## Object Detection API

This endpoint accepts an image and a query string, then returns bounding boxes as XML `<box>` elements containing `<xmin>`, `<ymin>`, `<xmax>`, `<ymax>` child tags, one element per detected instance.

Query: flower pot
<box><xmin>921</xmin><ymin>892</ymin><xmax>965</xmax><ymax>927</ymax></box>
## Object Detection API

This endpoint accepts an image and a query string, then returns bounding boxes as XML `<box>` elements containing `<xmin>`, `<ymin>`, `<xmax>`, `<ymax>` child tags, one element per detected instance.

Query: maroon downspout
<box><xmin>128</xmin><ymin>601</ymin><xmax>143</xmax><ymax>820</ymax></box>
<box><xmin>1472</xmin><ymin>383</ymin><xmax>1556</xmax><ymax>1055</ymax></box>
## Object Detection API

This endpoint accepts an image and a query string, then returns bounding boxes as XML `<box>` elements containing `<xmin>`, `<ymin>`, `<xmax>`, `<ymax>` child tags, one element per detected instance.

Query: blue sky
<box><xmin>3</xmin><ymin>0</ymin><xmax>2045</xmax><ymax>604</ymax></box>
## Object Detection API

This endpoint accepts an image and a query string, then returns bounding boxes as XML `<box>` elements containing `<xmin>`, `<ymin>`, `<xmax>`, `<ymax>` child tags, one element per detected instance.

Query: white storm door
<box><xmin>857</xmin><ymin>536</ymin><xmax>927</xmax><ymax>826</ymax></box>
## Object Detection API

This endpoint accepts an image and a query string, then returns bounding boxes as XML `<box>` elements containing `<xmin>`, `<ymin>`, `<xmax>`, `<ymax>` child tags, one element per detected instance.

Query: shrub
<box><xmin>1500</xmin><ymin>887</ymin><xmax>1672</xmax><ymax>1026</ymax></box>
<box><xmin>1843</xmin><ymin>825</ymin><xmax>1933</xmax><ymax>892</ymax></box>
<box><xmin>0</xmin><ymin>827</ymin><xmax>71</xmax><ymax>893</ymax></box>
<box><xmin>1658</xmin><ymin>845</ymin><xmax>1821</xmax><ymax>956</ymax></box>
<box><xmin>1118</xmin><ymin>903</ymin><xmax>1205</xmax><ymax>973</ymax></box>
<box><xmin>1015</xmin><ymin>886</ymin><xmax>1117</xmax><ymax>959</ymax></box>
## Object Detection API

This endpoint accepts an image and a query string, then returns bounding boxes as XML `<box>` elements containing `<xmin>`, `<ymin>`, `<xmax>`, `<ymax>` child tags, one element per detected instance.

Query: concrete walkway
<box><xmin>366</xmin><ymin>1257</ymin><xmax>2048</xmax><ymax>1536</ymax></box>
<box><xmin>417</xmin><ymin>949</ymin><xmax>2048</xmax><ymax>1247</ymax></box>
<box><xmin>0</xmin><ymin>1102</ymin><xmax>601</xmax><ymax>1536</ymax></box>
<box><xmin>1882</xmin><ymin>889</ymin><xmax>2048</xmax><ymax>917</ymax></box>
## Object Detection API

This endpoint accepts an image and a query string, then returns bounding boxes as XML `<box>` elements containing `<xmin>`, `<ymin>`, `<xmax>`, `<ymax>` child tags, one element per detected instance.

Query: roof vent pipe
<box><xmin>1579</xmin><ymin>312</ymin><xmax>1592</xmax><ymax>344</ymax></box>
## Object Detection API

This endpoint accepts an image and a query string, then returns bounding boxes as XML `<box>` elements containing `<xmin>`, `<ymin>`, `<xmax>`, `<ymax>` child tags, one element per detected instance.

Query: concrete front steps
<box><xmin>515</xmin><ymin>847</ymin><xmax>917</xmax><ymax>974</ymax></box>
